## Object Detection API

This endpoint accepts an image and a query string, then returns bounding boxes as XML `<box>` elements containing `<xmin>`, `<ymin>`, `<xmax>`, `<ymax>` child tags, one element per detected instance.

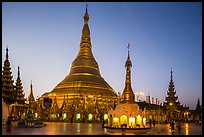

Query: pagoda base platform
<box><xmin>104</xmin><ymin>126</ymin><xmax>151</xmax><ymax>135</ymax></box>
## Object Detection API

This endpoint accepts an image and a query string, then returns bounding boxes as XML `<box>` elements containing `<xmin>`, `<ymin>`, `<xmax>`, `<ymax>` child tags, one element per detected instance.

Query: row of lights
<box><xmin>48</xmin><ymin>93</ymin><xmax>56</xmax><ymax>96</ymax></box>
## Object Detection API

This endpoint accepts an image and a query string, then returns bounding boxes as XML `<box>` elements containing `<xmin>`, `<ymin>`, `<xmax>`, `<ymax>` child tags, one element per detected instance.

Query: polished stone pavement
<box><xmin>2</xmin><ymin>122</ymin><xmax>202</xmax><ymax>135</ymax></box>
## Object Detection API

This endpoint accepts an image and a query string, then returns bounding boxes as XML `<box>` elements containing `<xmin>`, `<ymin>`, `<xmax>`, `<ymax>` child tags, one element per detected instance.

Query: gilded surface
<box><xmin>121</xmin><ymin>44</ymin><xmax>135</xmax><ymax>104</ymax></box>
<box><xmin>43</xmin><ymin>6</ymin><xmax>117</xmax><ymax>105</ymax></box>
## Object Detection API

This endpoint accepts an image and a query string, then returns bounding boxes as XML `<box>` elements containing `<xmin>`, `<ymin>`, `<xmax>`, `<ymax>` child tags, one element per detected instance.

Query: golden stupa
<box><xmin>41</xmin><ymin>5</ymin><xmax>118</xmax><ymax>122</ymax></box>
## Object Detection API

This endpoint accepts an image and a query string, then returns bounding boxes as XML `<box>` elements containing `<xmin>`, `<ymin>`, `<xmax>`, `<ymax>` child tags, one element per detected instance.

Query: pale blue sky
<box><xmin>2</xmin><ymin>2</ymin><xmax>202</xmax><ymax>110</ymax></box>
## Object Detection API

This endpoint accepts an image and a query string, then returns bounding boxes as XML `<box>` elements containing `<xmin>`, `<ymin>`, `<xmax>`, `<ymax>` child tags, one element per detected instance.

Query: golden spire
<box><xmin>48</xmin><ymin>4</ymin><xmax>117</xmax><ymax>100</ymax></box>
<box><xmin>71</xmin><ymin>4</ymin><xmax>99</xmax><ymax>76</ymax></box>
<box><xmin>121</xmin><ymin>44</ymin><xmax>135</xmax><ymax>103</ymax></box>
<box><xmin>170</xmin><ymin>68</ymin><xmax>173</xmax><ymax>83</ymax></box>
<box><xmin>125</xmin><ymin>43</ymin><xmax>132</xmax><ymax>84</ymax></box>
<box><xmin>81</xmin><ymin>2</ymin><xmax>90</xmax><ymax>45</ymax></box>
<box><xmin>84</xmin><ymin>3</ymin><xmax>89</xmax><ymax>24</ymax></box>
<box><xmin>28</xmin><ymin>80</ymin><xmax>35</xmax><ymax>102</ymax></box>
<box><xmin>127</xmin><ymin>43</ymin><xmax>130</xmax><ymax>59</ymax></box>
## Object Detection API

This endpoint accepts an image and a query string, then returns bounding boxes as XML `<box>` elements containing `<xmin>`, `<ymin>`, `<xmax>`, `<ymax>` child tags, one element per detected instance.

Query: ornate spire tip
<box><xmin>127</xmin><ymin>43</ymin><xmax>130</xmax><ymax>57</ymax></box>
<box><xmin>86</xmin><ymin>2</ymin><xmax>88</xmax><ymax>13</ymax></box>
<box><xmin>127</xmin><ymin>43</ymin><xmax>130</xmax><ymax>50</ymax></box>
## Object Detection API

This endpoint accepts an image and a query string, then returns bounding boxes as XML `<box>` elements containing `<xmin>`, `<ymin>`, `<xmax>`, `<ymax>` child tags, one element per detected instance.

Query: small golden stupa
<box><xmin>107</xmin><ymin>44</ymin><xmax>147</xmax><ymax>128</ymax></box>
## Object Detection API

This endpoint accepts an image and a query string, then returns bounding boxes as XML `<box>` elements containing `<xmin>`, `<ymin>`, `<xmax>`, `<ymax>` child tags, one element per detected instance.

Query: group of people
<box><xmin>170</xmin><ymin>120</ymin><xmax>182</xmax><ymax>134</ymax></box>
<box><xmin>149</xmin><ymin>119</ymin><xmax>156</xmax><ymax>127</ymax></box>
<box><xmin>149</xmin><ymin>119</ymin><xmax>182</xmax><ymax>134</ymax></box>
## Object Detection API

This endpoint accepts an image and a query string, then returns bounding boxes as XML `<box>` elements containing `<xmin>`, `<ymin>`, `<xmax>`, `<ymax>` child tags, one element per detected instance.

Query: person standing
<box><xmin>153</xmin><ymin>119</ymin><xmax>156</xmax><ymax>127</ymax></box>
<box><xmin>71</xmin><ymin>116</ymin><xmax>73</xmax><ymax>124</ymax></box>
<box><xmin>176</xmin><ymin>120</ymin><xmax>182</xmax><ymax>134</ymax></box>
<box><xmin>109</xmin><ymin>115</ymin><xmax>113</xmax><ymax>127</ymax></box>
<box><xmin>102</xmin><ymin>119</ymin><xmax>105</xmax><ymax>127</ymax></box>
<box><xmin>6</xmin><ymin>116</ymin><xmax>12</xmax><ymax>134</ymax></box>
<box><xmin>170</xmin><ymin>120</ymin><xmax>175</xmax><ymax>133</ymax></box>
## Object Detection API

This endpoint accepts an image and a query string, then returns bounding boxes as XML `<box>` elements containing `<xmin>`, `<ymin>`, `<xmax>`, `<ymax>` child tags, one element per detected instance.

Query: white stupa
<box><xmin>107</xmin><ymin>44</ymin><xmax>147</xmax><ymax>128</ymax></box>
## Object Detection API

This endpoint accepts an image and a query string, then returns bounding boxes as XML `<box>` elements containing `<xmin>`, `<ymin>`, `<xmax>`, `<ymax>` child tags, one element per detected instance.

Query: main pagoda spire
<box><xmin>68</xmin><ymin>3</ymin><xmax>100</xmax><ymax>77</ymax></box>
<box><xmin>74</xmin><ymin>3</ymin><xmax>95</xmax><ymax>62</ymax></box>
<box><xmin>49</xmin><ymin>4</ymin><xmax>117</xmax><ymax>100</ymax></box>
<box><xmin>121</xmin><ymin>44</ymin><xmax>135</xmax><ymax>103</ymax></box>
<box><xmin>15</xmin><ymin>66</ymin><xmax>26</xmax><ymax>104</ymax></box>
<box><xmin>2</xmin><ymin>47</ymin><xmax>15</xmax><ymax>105</ymax></box>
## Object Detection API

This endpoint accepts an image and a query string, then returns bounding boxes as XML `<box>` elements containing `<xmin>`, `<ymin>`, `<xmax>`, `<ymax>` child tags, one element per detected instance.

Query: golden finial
<box><xmin>6</xmin><ymin>45</ymin><xmax>9</xmax><ymax>59</ymax></box>
<box><xmin>84</xmin><ymin>2</ymin><xmax>89</xmax><ymax>24</ymax></box>
<box><xmin>170</xmin><ymin>68</ymin><xmax>173</xmax><ymax>81</ymax></box>
<box><xmin>127</xmin><ymin>43</ymin><xmax>130</xmax><ymax>58</ymax></box>
<box><xmin>127</xmin><ymin>43</ymin><xmax>130</xmax><ymax>50</ymax></box>
<box><xmin>86</xmin><ymin>2</ymin><xmax>88</xmax><ymax>13</ymax></box>
<box><xmin>18</xmin><ymin>65</ymin><xmax>20</xmax><ymax>77</ymax></box>
<box><xmin>31</xmin><ymin>80</ymin><xmax>33</xmax><ymax>88</ymax></box>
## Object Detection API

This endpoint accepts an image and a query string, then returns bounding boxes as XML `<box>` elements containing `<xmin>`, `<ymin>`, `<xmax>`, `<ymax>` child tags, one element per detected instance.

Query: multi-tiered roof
<box><xmin>164</xmin><ymin>70</ymin><xmax>180</xmax><ymax>108</ymax></box>
<box><xmin>2</xmin><ymin>48</ymin><xmax>15</xmax><ymax>105</ymax></box>
<box><xmin>15</xmin><ymin>66</ymin><xmax>26</xmax><ymax>104</ymax></box>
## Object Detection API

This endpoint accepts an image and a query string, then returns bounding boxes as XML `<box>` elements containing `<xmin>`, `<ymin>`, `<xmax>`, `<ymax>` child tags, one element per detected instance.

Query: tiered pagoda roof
<box><xmin>2</xmin><ymin>48</ymin><xmax>15</xmax><ymax>105</ymax></box>
<box><xmin>15</xmin><ymin>66</ymin><xmax>26</xmax><ymax>104</ymax></box>
<box><xmin>164</xmin><ymin>69</ymin><xmax>180</xmax><ymax>109</ymax></box>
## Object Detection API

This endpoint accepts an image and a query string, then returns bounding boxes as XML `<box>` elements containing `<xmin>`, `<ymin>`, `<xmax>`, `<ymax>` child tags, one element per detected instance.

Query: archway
<box><xmin>52</xmin><ymin>114</ymin><xmax>56</xmax><ymax>119</ymax></box>
<box><xmin>104</xmin><ymin>113</ymin><xmax>108</xmax><ymax>121</ymax></box>
<box><xmin>113</xmin><ymin>117</ymin><xmax>119</xmax><ymax>127</ymax></box>
<box><xmin>35</xmin><ymin>112</ymin><xmax>38</xmax><ymax>118</ymax></box>
<box><xmin>129</xmin><ymin>117</ymin><xmax>135</xmax><ymax>128</ymax></box>
<box><xmin>21</xmin><ymin>112</ymin><xmax>26</xmax><ymax>120</ymax></box>
<box><xmin>62</xmin><ymin>113</ymin><xmax>67</xmax><ymax>120</ymax></box>
<box><xmin>136</xmin><ymin>115</ymin><xmax>142</xmax><ymax>127</ymax></box>
<box><xmin>76</xmin><ymin>113</ymin><xmax>80</xmax><ymax>120</ymax></box>
<box><xmin>143</xmin><ymin>117</ymin><xmax>146</xmax><ymax>127</ymax></box>
<box><xmin>88</xmin><ymin>113</ymin><xmax>92</xmax><ymax>121</ymax></box>
<box><xmin>120</xmin><ymin>115</ymin><xmax>127</xmax><ymax>127</ymax></box>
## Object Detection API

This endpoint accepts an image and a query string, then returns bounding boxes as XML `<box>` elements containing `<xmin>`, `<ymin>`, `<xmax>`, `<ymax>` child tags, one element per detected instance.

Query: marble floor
<box><xmin>2</xmin><ymin>122</ymin><xmax>202</xmax><ymax>135</ymax></box>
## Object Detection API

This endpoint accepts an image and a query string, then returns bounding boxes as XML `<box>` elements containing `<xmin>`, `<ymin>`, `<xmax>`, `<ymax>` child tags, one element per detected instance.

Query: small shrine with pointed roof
<box><xmin>27</xmin><ymin>81</ymin><xmax>35</xmax><ymax>104</ymax></box>
<box><xmin>107</xmin><ymin>44</ymin><xmax>148</xmax><ymax>129</ymax></box>
<box><xmin>163</xmin><ymin>69</ymin><xmax>190</xmax><ymax>122</ymax></box>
